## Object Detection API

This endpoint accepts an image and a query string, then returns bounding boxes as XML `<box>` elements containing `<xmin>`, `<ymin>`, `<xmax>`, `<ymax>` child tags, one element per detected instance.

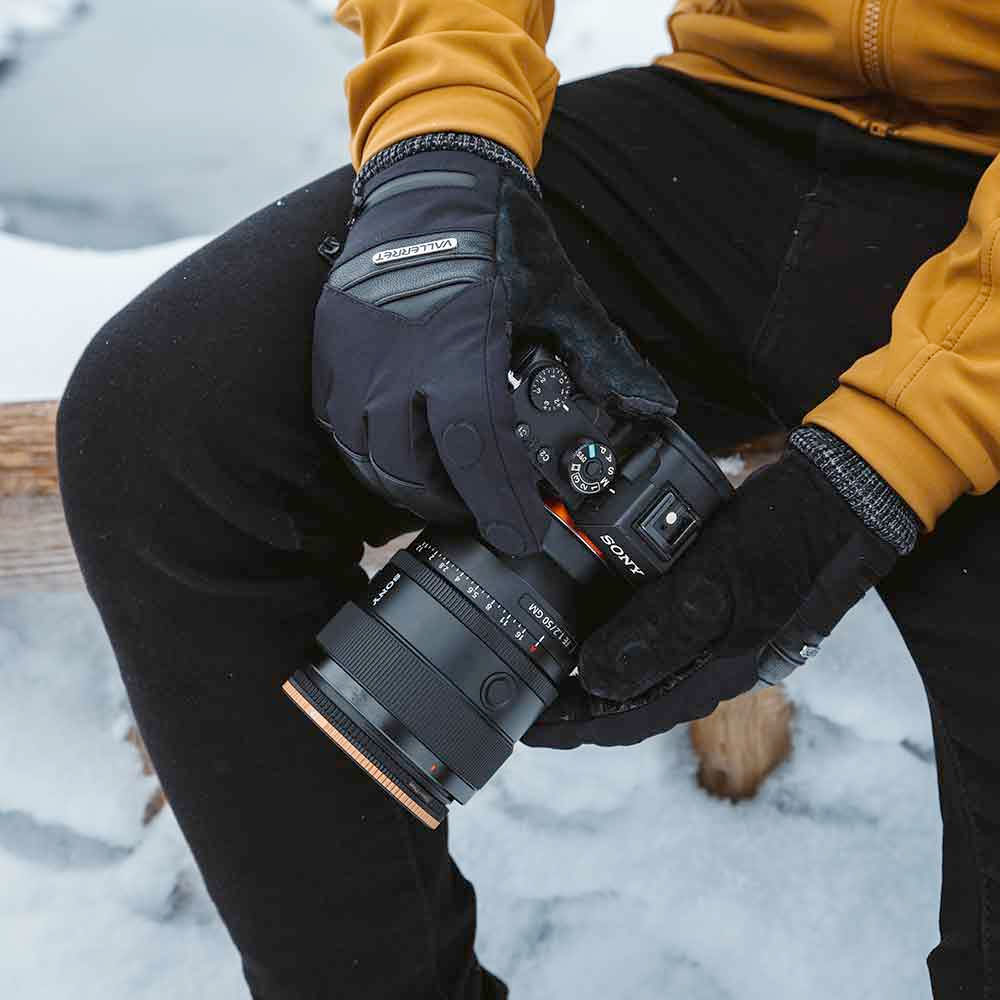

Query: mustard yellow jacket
<box><xmin>333</xmin><ymin>0</ymin><xmax>1000</xmax><ymax>533</ymax></box>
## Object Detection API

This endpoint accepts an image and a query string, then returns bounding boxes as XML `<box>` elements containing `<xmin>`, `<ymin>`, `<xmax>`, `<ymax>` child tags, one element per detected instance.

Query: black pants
<box><xmin>58</xmin><ymin>66</ymin><xmax>999</xmax><ymax>998</ymax></box>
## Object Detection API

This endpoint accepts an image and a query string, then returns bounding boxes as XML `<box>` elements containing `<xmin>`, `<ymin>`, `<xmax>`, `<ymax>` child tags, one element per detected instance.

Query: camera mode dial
<box><xmin>563</xmin><ymin>439</ymin><xmax>616</xmax><ymax>495</ymax></box>
<box><xmin>529</xmin><ymin>365</ymin><xmax>572</xmax><ymax>412</ymax></box>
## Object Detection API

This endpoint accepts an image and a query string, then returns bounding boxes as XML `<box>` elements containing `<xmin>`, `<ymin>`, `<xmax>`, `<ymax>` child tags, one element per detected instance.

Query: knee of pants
<box><xmin>55</xmin><ymin>279</ymin><xmax>305</xmax><ymax>576</ymax></box>
<box><xmin>58</xmin><ymin>299</ymin><xmax>168</xmax><ymax>531</ymax></box>
<box><xmin>55</xmin><ymin>268</ymin><xmax>394</xmax><ymax>605</ymax></box>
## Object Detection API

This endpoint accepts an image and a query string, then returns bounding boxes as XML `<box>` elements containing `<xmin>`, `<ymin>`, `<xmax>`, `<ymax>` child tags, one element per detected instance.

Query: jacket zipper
<box><xmin>859</xmin><ymin>0</ymin><xmax>888</xmax><ymax>91</ymax></box>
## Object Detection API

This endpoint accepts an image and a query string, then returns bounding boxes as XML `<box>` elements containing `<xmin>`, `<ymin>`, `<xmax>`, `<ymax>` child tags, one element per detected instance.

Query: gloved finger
<box><xmin>426</xmin><ymin>390</ymin><xmax>549</xmax><ymax>556</ymax></box>
<box><xmin>496</xmin><ymin>178</ymin><xmax>677</xmax><ymax>426</ymax></box>
<box><xmin>312</xmin><ymin>285</ymin><xmax>382</xmax><ymax>454</ymax></box>
<box><xmin>364</xmin><ymin>396</ymin><xmax>471</xmax><ymax>525</ymax></box>
<box><xmin>556</xmin><ymin>290</ymin><xmax>679</xmax><ymax>428</ymax></box>
<box><xmin>522</xmin><ymin>652</ymin><xmax>756</xmax><ymax>750</ymax></box>
<box><xmin>756</xmin><ymin>527</ymin><xmax>898</xmax><ymax>683</ymax></box>
<box><xmin>797</xmin><ymin>529</ymin><xmax>897</xmax><ymax>636</ymax></box>
<box><xmin>424</xmin><ymin>283</ymin><xmax>550</xmax><ymax>556</ymax></box>
<box><xmin>577</xmin><ymin>566</ymin><xmax>734</xmax><ymax>701</ymax></box>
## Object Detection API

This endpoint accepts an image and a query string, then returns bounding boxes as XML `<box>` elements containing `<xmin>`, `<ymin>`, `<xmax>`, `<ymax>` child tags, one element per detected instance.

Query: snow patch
<box><xmin>0</xmin><ymin>0</ymin><xmax>85</xmax><ymax>63</ymax></box>
<box><xmin>0</xmin><ymin>593</ymin><xmax>153</xmax><ymax>846</ymax></box>
<box><xmin>0</xmin><ymin>583</ymin><xmax>938</xmax><ymax>1000</ymax></box>
<box><xmin>714</xmin><ymin>453</ymin><xmax>747</xmax><ymax>479</ymax></box>
<box><xmin>0</xmin><ymin>230</ymin><xmax>207</xmax><ymax>402</ymax></box>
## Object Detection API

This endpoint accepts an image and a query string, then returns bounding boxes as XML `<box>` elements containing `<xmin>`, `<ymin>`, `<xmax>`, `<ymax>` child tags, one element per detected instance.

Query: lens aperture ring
<box><xmin>406</xmin><ymin>537</ymin><xmax>578</xmax><ymax>673</ymax></box>
<box><xmin>392</xmin><ymin>551</ymin><xmax>558</xmax><ymax>704</ymax></box>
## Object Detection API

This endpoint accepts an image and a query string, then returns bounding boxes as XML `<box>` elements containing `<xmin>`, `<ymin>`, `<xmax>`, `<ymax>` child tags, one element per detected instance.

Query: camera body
<box><xmin>509</xmin><ymin>345</ymin><xmax>732</xmax><ymax>581</ymax></box>
<box><xmin>282</xmin><ymin>346</ymin><xmax>733</xmax><ymax>829</ymax></box>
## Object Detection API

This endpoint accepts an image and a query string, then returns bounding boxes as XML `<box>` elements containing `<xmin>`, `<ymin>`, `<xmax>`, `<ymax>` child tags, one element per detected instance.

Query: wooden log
<box><xmin>0</xmin><ymin>494</ymin><xmax>83</xmax><ymax>595</ymax></box>
<box><xmin>0</xmin><ymin>400</ymin><xmax>60</xmax><ymax>496</ymax></box>
<box><xmin>721</xmin><ymin>430</ymin><xmax>787</xmax><ymax>486</ymax></box>
<box><xmin>690</xmin><ymin>686</ymin><xmax>794</xmax><ymax>801</ymax></box>
<box><xmin>0</xmin><ymin>400</ymin><xmax>83</xmax><ymax>594</ymax></box>
<box><xmin>125</xmin><ymin>724</ymin><xmax>167</xmax><ymax>825</ymax></box>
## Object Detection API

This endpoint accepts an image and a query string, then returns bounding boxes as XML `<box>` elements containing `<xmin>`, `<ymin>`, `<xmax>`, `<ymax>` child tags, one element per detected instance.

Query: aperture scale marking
<box><xmin>411</xmin><ymin>539</ymin><xmax>576</xmax><ymax>655</ymax></box>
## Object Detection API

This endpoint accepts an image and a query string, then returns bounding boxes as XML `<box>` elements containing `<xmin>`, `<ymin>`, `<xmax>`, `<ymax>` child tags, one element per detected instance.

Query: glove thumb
<box><xmin>495</xmin><ymin>176</ymin><xmax>678</xmax><ymax>426</ymax></box>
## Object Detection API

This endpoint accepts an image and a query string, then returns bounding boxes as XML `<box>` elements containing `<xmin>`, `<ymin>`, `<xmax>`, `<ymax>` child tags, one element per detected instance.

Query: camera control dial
<box><xmin>563</xmin><ymin>439</ymin><xmax>616</xmax><ymax>495</ymax></box>
<box><xmin>529</xmin><ymin>365</ymin><xmax>572</xmax><ymax>412</ymax></box>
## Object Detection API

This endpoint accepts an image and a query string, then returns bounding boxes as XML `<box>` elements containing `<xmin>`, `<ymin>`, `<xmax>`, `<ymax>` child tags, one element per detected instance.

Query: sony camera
<box><xmin>282</xmin><ymin>346</ymin><xmax>734</xmax><ymax>828</ymax></box>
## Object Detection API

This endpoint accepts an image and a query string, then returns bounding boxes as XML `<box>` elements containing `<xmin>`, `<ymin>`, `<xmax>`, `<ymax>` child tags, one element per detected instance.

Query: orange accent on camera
<box><xmin>543</xmin><ymin>498</ymin><xmax>605</xmax><ymax>560</ymax></box>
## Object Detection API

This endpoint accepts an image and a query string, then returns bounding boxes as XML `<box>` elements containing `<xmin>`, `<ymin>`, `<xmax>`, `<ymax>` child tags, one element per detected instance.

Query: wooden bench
<box><xmin>0</xmin><ymin>400</ymin><xmax>791</xmax><ymax>806</ymax></box>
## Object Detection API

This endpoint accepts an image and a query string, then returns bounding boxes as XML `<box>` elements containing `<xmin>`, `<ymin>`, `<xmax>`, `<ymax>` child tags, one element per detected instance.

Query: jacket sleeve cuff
<box><xmin>353</xmin><ymin>82</ymin><xmax>555</xmax><ymax>171</ymax></box>
<box><xmin>804</xmin><ymin>385</ymin><xmax>971</xmax><ymax>531</ymax></box>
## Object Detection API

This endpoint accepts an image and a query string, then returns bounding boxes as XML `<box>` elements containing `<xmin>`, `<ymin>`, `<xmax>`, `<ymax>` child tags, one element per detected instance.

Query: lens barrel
<box><xmin>284</xmin><ymin>525</ymin><xmax>594</xmax><ymax>828</ymax></box>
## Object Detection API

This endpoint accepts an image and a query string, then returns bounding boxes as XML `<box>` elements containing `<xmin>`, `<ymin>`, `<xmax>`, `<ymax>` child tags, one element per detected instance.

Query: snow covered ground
<box><xmin>0</xmin><ymin>1</ymin><xmax>943</xmax><ymax>997</ymax></box>
<box><xmin>0</xmin><ymin>0</ymin><xmax>83</xmax><ymax>64</ymax></box>
<box><xmin>0</xmin><ymin>558</ymin><xmax>940</xmax><ymax>999</ymax></box>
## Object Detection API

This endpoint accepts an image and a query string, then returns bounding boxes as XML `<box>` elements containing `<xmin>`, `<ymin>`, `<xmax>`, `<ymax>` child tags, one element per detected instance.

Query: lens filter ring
<box><xmin>283</xmin><ymin>668</ymin><xmax>448</xmax><ymax>829</ymax></box>
<box><xmin>316</xmin><ymin>602</ymin><xmax>515</xmax><ymax>790</ymax></box>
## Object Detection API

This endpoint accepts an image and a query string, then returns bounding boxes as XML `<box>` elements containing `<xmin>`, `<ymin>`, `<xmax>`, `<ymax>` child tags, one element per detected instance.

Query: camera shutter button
<box><xmin>481</xmin><ymin>673</ymin><xmax>517</xmax><ymax>711</ymax></box>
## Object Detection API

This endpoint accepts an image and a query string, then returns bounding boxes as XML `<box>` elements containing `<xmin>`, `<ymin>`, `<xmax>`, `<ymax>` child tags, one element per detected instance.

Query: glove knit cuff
<box><xmin>789</xmin><ymin>425</ymin><xmax>921</xmax><ymax>555</ymax></box>
<box><xmin>355</xmin><ymin>132</ymin><xmax>542</xmax><ymax>202</ymax></box>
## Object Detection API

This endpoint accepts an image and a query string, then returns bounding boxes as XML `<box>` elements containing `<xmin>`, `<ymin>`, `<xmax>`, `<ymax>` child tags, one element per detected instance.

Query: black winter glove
<box><xmin>523</xmin><ymin>427</ymin><xmax>920</xmax><ymax>749</ymax></box>
<box><xmin>312</xmin><ymin>133</ymin><xmax>677</xmax><ymax>556</ymax></box>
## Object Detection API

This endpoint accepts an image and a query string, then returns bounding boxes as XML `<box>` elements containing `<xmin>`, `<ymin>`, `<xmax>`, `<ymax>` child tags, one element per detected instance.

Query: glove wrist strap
<box><xmin>789</xmin><ymin>425</ymin><xmax>921</xmax><ymax>555</ymax></box>
<box><xmin>354</xmin><ymin>132</ymin><xmax>542</xmax><ymax>202</ymax></box>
